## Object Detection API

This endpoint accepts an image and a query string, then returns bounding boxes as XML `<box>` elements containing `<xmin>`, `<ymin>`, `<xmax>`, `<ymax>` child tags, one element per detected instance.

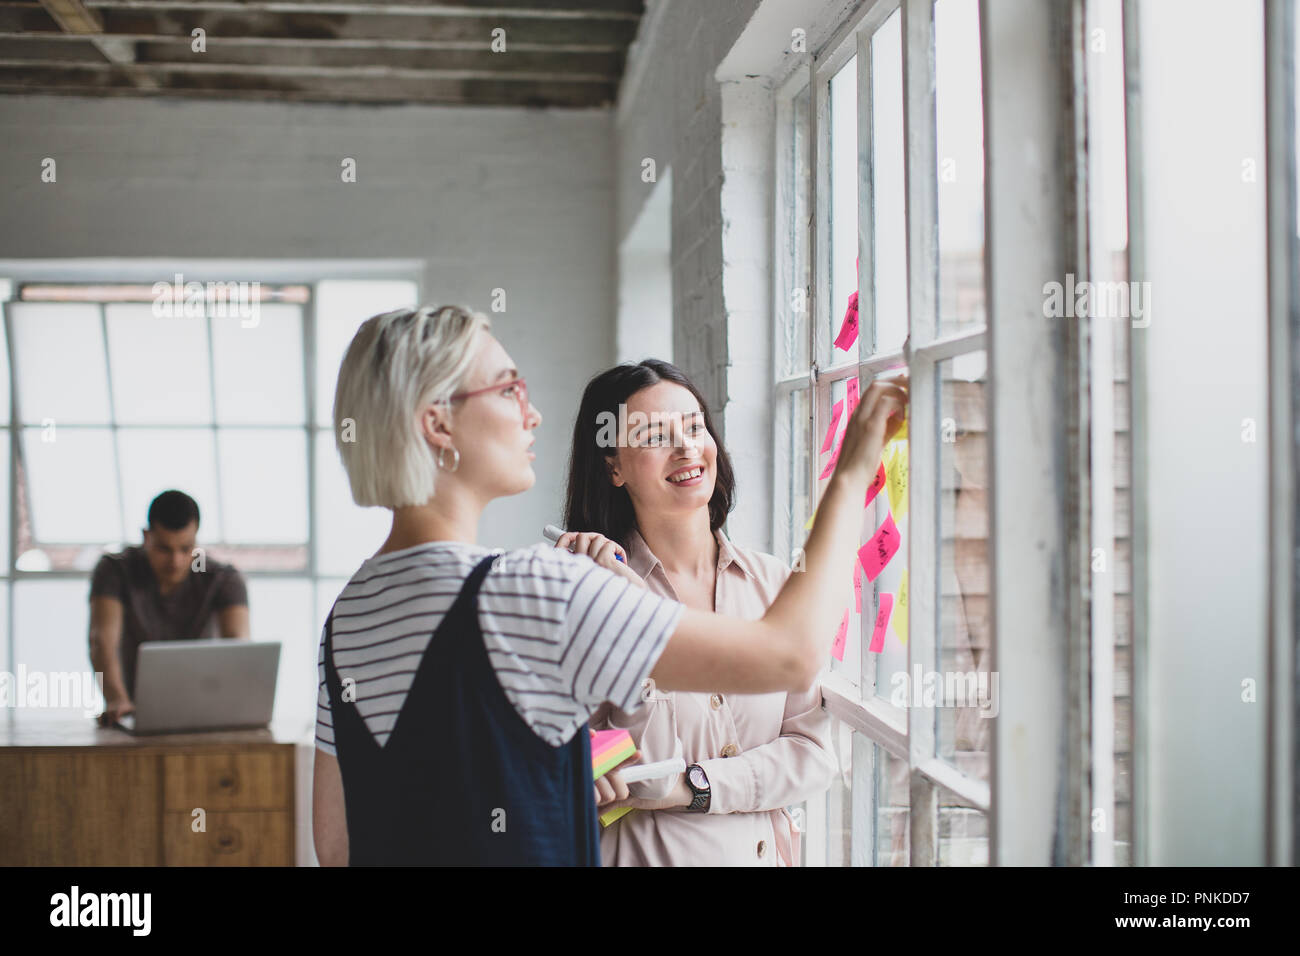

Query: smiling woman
<box><xmin>565</xmin><ymin>360</ymin><xmax>735</xmax><ymax>552</ymax></box>
<box><xmin>562</xmin><ymin>360</ymin><xmax>840</xmax><ymax>867</ymax></box>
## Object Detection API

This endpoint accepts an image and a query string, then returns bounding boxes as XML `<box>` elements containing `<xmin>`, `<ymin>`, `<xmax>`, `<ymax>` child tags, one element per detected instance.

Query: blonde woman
<box><xmin>312</xmin><ymin>305</ymin><xmax>906</xmax><ymax>865</ymax></box>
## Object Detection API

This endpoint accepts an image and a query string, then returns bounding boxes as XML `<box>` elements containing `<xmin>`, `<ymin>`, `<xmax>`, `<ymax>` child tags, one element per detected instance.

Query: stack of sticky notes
<box><xmin>591</xmin><ymin>728</ymin><xmax>636</xmax><ymax>780</ymax></box>
<box><xmin>591</xmin><ymin>728</ymin><xmax>637</xmax><ymax>827</ymax></box>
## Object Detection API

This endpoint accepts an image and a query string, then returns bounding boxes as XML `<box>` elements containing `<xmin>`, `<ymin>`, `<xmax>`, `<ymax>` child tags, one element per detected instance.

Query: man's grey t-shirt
<box><xmin>89</xmin><ymin>546</ymin><xmax>249</xmax><ymax>698</ymax></box>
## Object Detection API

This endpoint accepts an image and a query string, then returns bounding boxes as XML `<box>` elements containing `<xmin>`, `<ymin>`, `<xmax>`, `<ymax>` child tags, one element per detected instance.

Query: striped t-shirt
<box><xmin>315</xmin><ymin>541</ymin><xmax>684</xmax><ymax>753</ymax></box>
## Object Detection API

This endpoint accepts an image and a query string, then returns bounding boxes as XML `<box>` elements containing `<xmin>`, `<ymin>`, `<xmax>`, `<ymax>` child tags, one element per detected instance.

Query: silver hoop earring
<box><xmin>437</xmin><ymin>446</ymin><xmax>460</xmax><ymax>473</ymax></box>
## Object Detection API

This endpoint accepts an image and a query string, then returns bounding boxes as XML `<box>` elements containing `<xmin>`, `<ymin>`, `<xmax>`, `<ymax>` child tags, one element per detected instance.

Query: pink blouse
<box><xmin>592</xmin><ymin>528</ymin><xmax>837</xmax><ymax>866</ymax></box>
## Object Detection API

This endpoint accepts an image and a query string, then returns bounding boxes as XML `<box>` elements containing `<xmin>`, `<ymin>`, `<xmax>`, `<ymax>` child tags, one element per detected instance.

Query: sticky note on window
<box><xmin>891</xmin><ymin>417</ymin><xmax>908</xmax><ymax>442</ymax></box>
<box><xmin>804</xmin><ymin>506</ymin><xmax>817</xmax><ymax>531</ymax></box>
<box><xmin>885</xmin><ymin>441</ymin><xmax>909</xmax><ymax>520</ymax></box>
<box><xmin>831</xmin><ymin>608</ymin><xmax>850</xmax><ymax>661</ymax></box>
<box><xmin>858</xmin><ymin>513</ymin><xmax>900</xmax><ymax>582</ymax></box>
<box><xmin>846</xmin><ymin>375</ymin><xmax>860</xmax><ymax>417</ymax></box>
<box><xmin>833</xmin><ymin>291</ymin><xmax>859</xmax><ymax>352</ymax></box>
<box><xmin>869</xmin><ymin>593</ymin><xmax>894</xmax><ymax>654</ymax></box>
<box><xmin>820</xmin><ymin>399</ymin><xmax>844</xmax><ymax>454</ymax></box>
<box><xmin>818</xmin><ymin>438</ymin><xmax>843</xmax><ymax>480</ymax></box>
<box><xmin>865</xmin><ymin>462</ymin><xmax>886</xmax><ymax>508</ymax></box>
<box><xmin>893</xmin><ymin>569</ymin><xmax>909</xmax><ymax>644</ymax></box>
<box><xmin>853</xmin><ymin>556</ymin><xmax>863</xmax><ymax>613</ymax></box>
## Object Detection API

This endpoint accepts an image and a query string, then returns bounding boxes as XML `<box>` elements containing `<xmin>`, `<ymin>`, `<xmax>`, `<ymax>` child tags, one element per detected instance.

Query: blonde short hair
<box><xmin>333</xmin><ymin>305</ymin><xmax>491</xmax><ymax>508</ymax></box>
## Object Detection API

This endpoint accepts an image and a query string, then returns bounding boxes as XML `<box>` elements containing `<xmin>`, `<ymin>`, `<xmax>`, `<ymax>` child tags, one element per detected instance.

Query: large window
<box><xmin>1</xmin><ymin>276</ymin><xmax>418</xmax><ymax>726</ymax></box>
<box><xmin>773</xmin><ymin>0</ymin><xmax>1140</xmax><ymax>866</ymax></box>
<box><xmin>774</xmin><ymin>0</ymin><xmax>990</xmax><ymax>867</ymax></box>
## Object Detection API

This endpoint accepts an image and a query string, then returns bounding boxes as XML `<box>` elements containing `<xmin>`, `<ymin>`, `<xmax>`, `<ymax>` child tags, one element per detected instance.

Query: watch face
<box><xmin>689</xmin><ymin>765</ymin><xmax>709</xmax><ymax>790</ymax></box>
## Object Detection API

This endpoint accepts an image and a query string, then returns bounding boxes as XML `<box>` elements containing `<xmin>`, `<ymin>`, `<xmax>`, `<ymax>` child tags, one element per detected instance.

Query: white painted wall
<box><xmin>1138</xmin><ymin>0</ymin><xmax>1269</xmax><ymax>864</ymax></box>
<box><xmin>0</xmin><ymin>93</ymin><xmax>616</xmax><ymax>550</ymax></box>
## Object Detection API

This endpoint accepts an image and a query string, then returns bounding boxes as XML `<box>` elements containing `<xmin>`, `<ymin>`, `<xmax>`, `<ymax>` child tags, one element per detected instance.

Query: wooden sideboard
<box><xmin>0</xmin><ymin>717</ymin><xmax>315</xmax><ymax>866</ymax></box>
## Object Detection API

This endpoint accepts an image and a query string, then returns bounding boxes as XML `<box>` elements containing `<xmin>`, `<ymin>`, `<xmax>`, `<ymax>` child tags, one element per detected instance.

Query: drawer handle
<box><xmin>214</xmin><ymin>828</ymin><xmax>242</xmax><ymax>855</ymax></box>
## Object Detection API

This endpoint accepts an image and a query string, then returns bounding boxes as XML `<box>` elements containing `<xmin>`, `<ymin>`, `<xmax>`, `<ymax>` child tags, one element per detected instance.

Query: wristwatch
<box><xmin>685</xmin><ymin>763</ymin><xmax>711</xmax><ymax>812</ymax></box>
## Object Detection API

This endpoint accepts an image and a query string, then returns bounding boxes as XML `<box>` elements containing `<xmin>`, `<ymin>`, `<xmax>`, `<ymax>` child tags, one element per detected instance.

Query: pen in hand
<box><xmin>543</xmin><ymin>524</ymin><xmax>626</xmax><ymax>562</ymax></box>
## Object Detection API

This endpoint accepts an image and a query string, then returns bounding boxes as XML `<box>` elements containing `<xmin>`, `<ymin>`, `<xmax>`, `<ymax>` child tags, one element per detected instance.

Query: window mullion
<box><xmin>901</xmin><ymin>0</ymin><xmax>940</xmax><ymax>868</ymax></box>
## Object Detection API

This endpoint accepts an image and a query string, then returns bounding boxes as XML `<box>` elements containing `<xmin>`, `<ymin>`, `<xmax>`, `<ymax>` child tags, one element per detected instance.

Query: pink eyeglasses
<box><xmin>449</xmin><ymin>377</ymin><xmax>529</xmax><ymax>417</ymax></box>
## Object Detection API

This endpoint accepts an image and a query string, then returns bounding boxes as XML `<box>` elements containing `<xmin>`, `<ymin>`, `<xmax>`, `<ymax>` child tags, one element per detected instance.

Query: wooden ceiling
<box><xmin>0</xmin><ymin>0</ymin><xmax>643</xmax><ymax>107</ymax></box>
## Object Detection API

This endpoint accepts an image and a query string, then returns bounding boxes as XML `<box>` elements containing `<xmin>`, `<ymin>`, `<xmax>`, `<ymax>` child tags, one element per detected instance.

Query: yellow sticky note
<box><xmin>885</xmin><ymin>441</ymin><xmax>909</xmax><ymax>520</ymax></box>
<box><xmin>803</xmin><ymin>507</ymin><xmax>817</xmax><ymax>531</ymax></box>
<box><xmin>893</xmin><ymin>569</ymin><xmax>909</xmax><ymax>644</ymax></box>
<box><xmin>600</xmin><ymin>805</ymin><xmax>634</xmax><ymax>827</ymax></box>
<box><xmin>893</xmin><ymin>417</ymin><xmax>908</xmax><ymax>442</ymax></box>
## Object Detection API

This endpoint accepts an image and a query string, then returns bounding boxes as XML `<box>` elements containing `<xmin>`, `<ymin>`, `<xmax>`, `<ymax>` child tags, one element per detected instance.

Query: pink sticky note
<box><xmin>820</xmin><ymin>399</ymin><xmax>844</xmax><ymax>454</ymax></box>
<box><xmin>868</xmin><ymin>593</ymin><xmax>894</xmax><ymax>653</ymax></box>
<box><xmin>831</xmin><ymin>608</ymin><xmax>850</xmax><ymax>662</ymax></box>
<box><xmin>853</xmin><ymin>557</ymin><xmax>863</xmax><ymax>614</ymax></box>
<box><xmin>818</xmin><ymin>435</ymin><xmax>843</xmax><ymax>479</ymax></box>
<box><xmin>865</xmin><ymin>462</ymin><xmax>886</xmax><ymax>507</ymax></box>
<box><xmin>846</xmin><ymin>375</ymin><xmax>860</xmax><ymax>417</ymax></box>
<box><xmin>833</xmin><ymin>291</ymin><xmax>859</xmax><ymax>351</ymax></box>
<box><xmin>858</xmin><ymin>513</ymin><xmax>901</xmax><ymax>582</ymax></box>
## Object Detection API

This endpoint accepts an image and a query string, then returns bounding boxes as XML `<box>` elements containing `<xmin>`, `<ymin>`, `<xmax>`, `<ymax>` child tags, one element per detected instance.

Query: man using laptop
<box><xmin>88</xmin><ymin>490</ymin><xmax>250</xmax><ymax>726</ymax></box>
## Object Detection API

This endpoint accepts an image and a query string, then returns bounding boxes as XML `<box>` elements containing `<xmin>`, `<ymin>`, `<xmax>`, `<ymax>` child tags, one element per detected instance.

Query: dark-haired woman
<box><xmin>560</xmin><ymin>360</ymin><xmax>837</xmax><ymax>867</ymax></box>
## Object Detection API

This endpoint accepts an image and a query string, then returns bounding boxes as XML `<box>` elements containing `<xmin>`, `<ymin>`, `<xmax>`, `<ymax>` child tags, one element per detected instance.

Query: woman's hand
<box><xmin>592</xmin><ymin>729</ymin><xmax>642</xmax><ymax>807</ymax></box>
<box><xmin>598</xmin><ymin>771</ymin><xmax>694</xmax><ymax>813</ymax></box>
<box><xmin>835</xmin><ymin>375</ymin><xmax>909</xmax><ymax>479</ymax></box>
<box><xmin>556</xmin><ymin>531</ymin><xmax>645</xmax><ymax>589</ymax></box>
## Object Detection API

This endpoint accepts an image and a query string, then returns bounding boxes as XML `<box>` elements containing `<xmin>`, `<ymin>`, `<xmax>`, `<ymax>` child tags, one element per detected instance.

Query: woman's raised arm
<box><xmin>650</xmin><ymin>378</ymin><xmax>907</xmax><ymax>694</ymax></box>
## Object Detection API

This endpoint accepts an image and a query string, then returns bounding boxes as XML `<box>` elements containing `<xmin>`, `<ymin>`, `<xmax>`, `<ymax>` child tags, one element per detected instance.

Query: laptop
<box><xmin>115</xmin><ymin>639</ymin><xmax>281</xmax><ymax>735</ymax></box>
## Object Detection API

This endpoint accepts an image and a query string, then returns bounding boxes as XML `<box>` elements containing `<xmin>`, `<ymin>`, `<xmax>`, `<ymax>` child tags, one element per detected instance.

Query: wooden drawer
<box><xmin>0</xmin><ymin>752</ymin><xmax>161</xmax><ymax>865</ymax></box>
<box><xmin>163</xmin><ymin>810</ymin><xmax>293</xmax><ymax>866</ymax></box>
<box><xmin>163</xmin><ymin>752</ymin><xmax>291</xmax><ymax>812</ymax></box>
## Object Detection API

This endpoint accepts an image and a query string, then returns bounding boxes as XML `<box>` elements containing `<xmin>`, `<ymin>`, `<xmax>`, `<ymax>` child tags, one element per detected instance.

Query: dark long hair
<box><xmin>563</xmin><ymin>360</ymin><xmax>735</xmax><ymax>550</ymax></box>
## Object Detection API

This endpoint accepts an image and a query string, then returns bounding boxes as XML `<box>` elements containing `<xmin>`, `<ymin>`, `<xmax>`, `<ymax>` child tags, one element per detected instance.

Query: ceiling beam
<box><xmin>1</xmin><ymin>5</ymin><xmax>640</xmax><ymax>45</ymax></box>
<box><xmin>0</xmin><ymin>55</ymin><xmax>615</xmax><ymax>82</ymax></box>
<box><xmin>82</xmin><ymin>0</ymin><xmax>643</xmax><ymax>18</ymax></box>
<box><xmin>36</xmin><ymin>0</ymin><xmax>158</xmax><ymax>87</ymax></box>
<box><xmin>0</xmin><ymin>61</ymin><xmax>617</xmax><ymax>105</ymax></box>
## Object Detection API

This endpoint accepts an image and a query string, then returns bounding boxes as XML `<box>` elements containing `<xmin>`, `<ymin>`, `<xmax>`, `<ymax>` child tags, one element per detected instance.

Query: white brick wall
<box><xmin>616</xmin><ymin>0</ymin><xmax>775</xmax><ymax>550</ymax></box>
<box><xmin>0</xmin><ymin>94</ymin><xmax>614</xmax><ymax>549</ymax></box>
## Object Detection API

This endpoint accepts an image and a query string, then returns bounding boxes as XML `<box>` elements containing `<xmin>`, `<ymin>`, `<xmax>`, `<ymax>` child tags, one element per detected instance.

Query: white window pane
<box><xmin>217</xmin><ymin>429</ymin><xmax>307</xmax><ymax>543</ymax></box>
<box><xmin>935</xmin><ymin>0</ymin><xmax>987</xmax><ymax>335</ymax></box>
<box><xmin>0</xmin><ymin>309</ymin><xmax>11</xmax><ymax>424</ymax></box>
<box><xmin>245</xmin><ymin>577</ymin><xmax>314</xmax><ymax>728</ymax></box>
<box><xmin>10</xmin><ymin>303</ymin><xmax>111</xmax><ymax>425</ymax></box>
<box><xmin>13</xmin><ymin>580</ymin><xmax>97</xmax><ymax>720</ymax></box>
<box><xmin>875</xmin><ymin>743</ymin><xmax>911</xmax><ymax>865</ymax></box>
<box><xmin>315</xmin><ymin>429</ymin><xmax>388</xmax><ymax>576</ymax></box>
<box><xmin>314</xmin><ymin>280</ymin><xmax>418</xmax><ymax>427</ymax></box>
<box><xmin>871</xmin><ymin>10</ymin><xmax>908</xmax><ymax>354</ymax></box>
<box><xmin>105</xmin><ymin>304</ymin><xmax>212</xmax><ymax>424</ymax></box>
<box><xmin>0</xmin><ymin>584</ymin><xmax>7</xmax><ymax>674</ymax></box>
<box><xmin>0</xmin><ymin>432</ymin><xmax>8</xmax><ymax>572</ymax></box>
<box><xmin>23</xmin><ymin>427</ymin><xmax>120</xmax><ymax>543</ymax></box>
<box><xmin>779</xmin><ymin>86</ymin><xmax>813</xmax><ymax>379</ymax></box>
<box><xmin>117</xmin><ymin>429</ymin><xmax>221</xmax><ymax>542</ymax></box>
<box><xmin>830</xmin><ymin>55</ymin><xmax>860</xmax><ymax>365</ymax></box>
<box><xmin>212</xmin><ymin>304</ymin><xmax>306</xmax><ymax>425</ymax></box>
<box><xmin>938</xmin><ymin>350</ymin><xmax>989</xmax><ymax>783</ymax></box>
